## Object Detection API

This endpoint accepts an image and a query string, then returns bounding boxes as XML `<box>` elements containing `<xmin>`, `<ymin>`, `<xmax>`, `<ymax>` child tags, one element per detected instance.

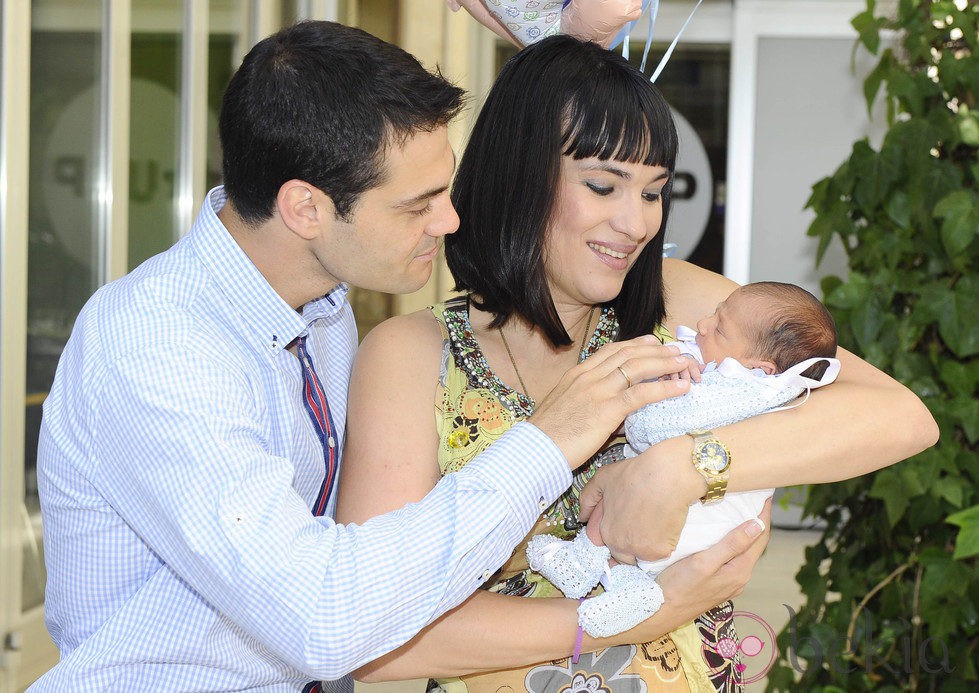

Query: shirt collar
<box><xmin>189</xmin><ymin>186</ymin><xmax>350</xmax><ymax>356</ymax></box>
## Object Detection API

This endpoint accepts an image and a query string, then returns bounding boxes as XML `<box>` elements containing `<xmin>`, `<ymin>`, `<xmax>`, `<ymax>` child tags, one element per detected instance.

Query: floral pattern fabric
<box><xmin>428</xmin><ymin>297</ymin><xmax>742</xmax><ymax>692</ymax></box>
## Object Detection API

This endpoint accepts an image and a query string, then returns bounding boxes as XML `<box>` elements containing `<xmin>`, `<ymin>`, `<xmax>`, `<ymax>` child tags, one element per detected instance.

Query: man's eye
<box><xmin>409</xmin><ymin>202</ymin><xmax>433</xmax><ymax>217</ymax></box>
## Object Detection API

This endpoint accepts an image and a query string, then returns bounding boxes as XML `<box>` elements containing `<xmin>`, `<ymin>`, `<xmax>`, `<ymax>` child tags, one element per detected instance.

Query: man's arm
<box><xmin>91</xmin><ymin>311</ymin><xmax>690</xmax><ymax>680</ymax></box>
<box><xmin>93</xmin><ymin>335</ymin><xmax>569</xmax><ymax>681</ymax></box>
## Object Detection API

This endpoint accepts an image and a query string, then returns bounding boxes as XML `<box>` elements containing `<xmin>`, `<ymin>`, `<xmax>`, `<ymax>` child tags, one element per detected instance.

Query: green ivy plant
<box><xmin>764</xmin><ymin>1</ymin><xmax>978</xmax><ymax>690</ymax></box>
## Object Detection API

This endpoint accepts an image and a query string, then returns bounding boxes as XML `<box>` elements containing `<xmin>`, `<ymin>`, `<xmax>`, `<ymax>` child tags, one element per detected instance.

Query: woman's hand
<box><xmin>656</xmin><ymin>499</ymin><xmax>771</xmax><ymax>606</ymax></box>
<box><xmin>582</xmin><ymin>500</ymin><xmax>772</xmax><ymax>651</ymax></box>
<box><xmin>529</xmin><ymin>336</ymin><xmax>691</xmax><ymax>471</ymax></box>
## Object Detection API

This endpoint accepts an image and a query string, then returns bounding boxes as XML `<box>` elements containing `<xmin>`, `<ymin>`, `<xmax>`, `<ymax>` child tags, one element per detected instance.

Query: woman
<box><xmin>337</xmin><ymin>36</ymin><xmax>936</xmax><ymax>691</ymax></box>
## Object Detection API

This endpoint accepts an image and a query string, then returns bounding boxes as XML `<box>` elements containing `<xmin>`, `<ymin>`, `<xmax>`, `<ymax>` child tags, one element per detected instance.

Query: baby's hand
<box><xmin>661</xmin><ymin>355</ymin><xmax>703</xmax><ymax>383</ymax></box>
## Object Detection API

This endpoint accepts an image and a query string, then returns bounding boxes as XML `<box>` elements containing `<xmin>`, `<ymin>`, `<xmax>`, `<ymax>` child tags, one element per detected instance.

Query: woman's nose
<box><xmin>610</xmin><ymin>198</ymin><xmax>646</xmax><ymax>242</ymax></box>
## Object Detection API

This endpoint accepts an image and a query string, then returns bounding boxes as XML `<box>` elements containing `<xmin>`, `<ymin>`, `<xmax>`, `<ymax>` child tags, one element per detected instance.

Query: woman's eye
<box><xmin>586</xmin><ymin>182</ymin><xmax>613</xmax><ymax>196</ymax></box>
<box><xmin>643</xmin><ymin>191</ymin><xmax>662</xmax><ymax>203</ymax></box>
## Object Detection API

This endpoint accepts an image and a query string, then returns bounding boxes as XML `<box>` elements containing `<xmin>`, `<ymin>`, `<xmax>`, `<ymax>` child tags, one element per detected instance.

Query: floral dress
<box><xmin>428</xmin><ymin>297</ymin><xmax>742</xmax><ymax>693</ymax></box>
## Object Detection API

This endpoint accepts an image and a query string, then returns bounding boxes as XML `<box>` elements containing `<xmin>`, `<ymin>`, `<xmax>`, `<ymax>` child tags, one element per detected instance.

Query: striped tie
<box><xmin>296</xmin><ymin>335</ymin><xmax>338</xmax><ymax>517</ymax></box>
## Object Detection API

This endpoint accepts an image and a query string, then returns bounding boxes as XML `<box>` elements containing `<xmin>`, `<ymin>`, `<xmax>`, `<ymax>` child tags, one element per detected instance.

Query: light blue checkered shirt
<box><xmin>33</xmin><ymin>187</ymin><xmax>571</xmax><ymax>692</ymax></box>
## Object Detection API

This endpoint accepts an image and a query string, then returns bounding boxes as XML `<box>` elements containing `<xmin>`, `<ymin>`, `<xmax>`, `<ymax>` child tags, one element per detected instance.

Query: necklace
<box><xmin>498</xmin><ymin>307</ymin><xmax>597</xmax><ymax>400</ymax></box>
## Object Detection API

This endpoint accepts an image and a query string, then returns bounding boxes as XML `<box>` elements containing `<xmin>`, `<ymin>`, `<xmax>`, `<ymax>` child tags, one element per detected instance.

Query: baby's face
<box><xmin>695</xmin><ymin>289</ymin><xmax>761</xmax><ymax>365</ymax></box>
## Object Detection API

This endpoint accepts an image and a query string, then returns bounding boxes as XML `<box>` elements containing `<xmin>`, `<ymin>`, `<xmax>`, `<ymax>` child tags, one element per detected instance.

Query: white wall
<box><xmin>749</xmin><ymin>35</ymin><xmax>886</xmax><ymax>295</ymax></box>
<box><xmin>725</xmin><ymin>0</ymin><xmax>889</xmax><ymax>296</ymax></box>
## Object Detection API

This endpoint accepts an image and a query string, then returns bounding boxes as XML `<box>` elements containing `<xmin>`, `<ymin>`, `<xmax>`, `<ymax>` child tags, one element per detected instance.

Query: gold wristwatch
<box><xmin>687</xmin><ymin>430</ymin><xmax>731</xmax><ymax>504</ymax></box>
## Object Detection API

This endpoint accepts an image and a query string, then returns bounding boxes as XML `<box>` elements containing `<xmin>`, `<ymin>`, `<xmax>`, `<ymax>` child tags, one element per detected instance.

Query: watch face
<box><xmin>699</xmin><ymin>441</ymin><xmax>730</xmax><ymax>473</ymax></box>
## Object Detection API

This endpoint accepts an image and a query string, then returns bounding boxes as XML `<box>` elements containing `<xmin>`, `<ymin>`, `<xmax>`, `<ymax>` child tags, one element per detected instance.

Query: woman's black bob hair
<box><xmin>446</xmin><ymin>34</ymin><xmax>678</xmax><ymax>346</ymax></box>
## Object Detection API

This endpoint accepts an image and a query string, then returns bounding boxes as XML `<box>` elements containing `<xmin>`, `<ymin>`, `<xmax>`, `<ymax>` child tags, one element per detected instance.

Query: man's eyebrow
<box><xmin>393</xmin><ymin>150</ymin><xmax>457</xmax><ymax>209</ymax></box>
<box><xmin>393</xmin><ymin>184</ymin><xmax>450</xmax><ymax>209</ymax></box>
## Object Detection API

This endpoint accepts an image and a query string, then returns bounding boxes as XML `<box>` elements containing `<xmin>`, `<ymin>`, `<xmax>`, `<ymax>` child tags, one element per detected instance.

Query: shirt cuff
<box><xmin>463</xmin><ymin>421</ymin><xmax>572</xmax><ymax>529</ymax></box>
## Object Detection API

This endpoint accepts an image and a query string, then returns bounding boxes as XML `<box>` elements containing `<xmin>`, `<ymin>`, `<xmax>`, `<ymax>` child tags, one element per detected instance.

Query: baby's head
<box><xmin>695</xmin><ymin>282</ymin><xmax>838</xmax><ymax>379</ymax></box>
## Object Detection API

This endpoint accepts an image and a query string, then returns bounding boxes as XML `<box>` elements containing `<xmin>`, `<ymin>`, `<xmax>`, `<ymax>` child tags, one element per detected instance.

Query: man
<box><xmin>34</xmin><ymin>21</ymin><xmax>765</xmax><ymax>691</ymax></box>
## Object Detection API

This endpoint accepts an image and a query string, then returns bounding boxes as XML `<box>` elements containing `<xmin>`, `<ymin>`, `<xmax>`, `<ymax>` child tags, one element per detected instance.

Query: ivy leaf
<box><xmin>935</xmin><ymin>280</ymin><xmax>979</xmax><ymax>358</ymax></box>
<box><xmin>806</xmin><ymin>176</ymin><xmax>832</xmax><ymax>211</ymax></box>
<box><xmin>884</xmin><ymin>190</ymin><xmax>910</xmax><ymax>229</ymax></box>
<box><xmin>868</xmin><ymin>468</ymin><xmax>911</xmax><ymax>527</ymax></box>
<box><xmin>934</xmin><ymin>190</ymin><xmax>979</xmax><ymax>257</ymax></box>
<box><xmin>862</xmin><ymin>49</ymin><xmax>891</xmax><ymax>116</ymax></box>
<box><xmin>932</xmin><ymin>476</ymin><xmax>965</xmax><ymax>508</ymax></box>
<box><xmin>826</xmin><ymin>271</ymin><xmax>871</xmax><ymax>309</ymax></box>
<box><xmin>820</xmin><ymin>275</ymin><xmax>843</xmax><ymax>299</ymax></box>
<box><xmin>852</xmin><ymin>140</ymin><xmax>902</xmax><ymax>210</ymax></box>
<box><xmin>808</xmin><ymin>213</ymin><xmax>839</xmax><ymax>265</ymax></box>
<box><xmin>853</xmin><ymin>7</ymin><xmax>881</xmax><ymax>54</ymax></box>
<box><xmin>922</xmin><ymin>158</ymin><xmax>965</xmax><ymax>211</ymax></box>
<box><xmin>920</xmin><ymin>551</ymin><xmax>970</xmax><ymax>597</ymax></box>
<box><xmin>947</xmin><ymin>396</ymin><xmax>979</xmax><ymax>444</ymax></box>
<box><xmin>950</xmin><ymin>278</ymin><xmax>979</xmax><ymax>357</ymax></box>
<box><xmin>938</xmin><ymin>361</ymin><xmax>975</xmax><ymax>398</ymax></box>
<box><xmin>851</xmin><ymin>296</ymin><xmax>884</xmax><ymax>352</ymax></box>
<box><xmin>947</xmin><ymin>505</ymin><xmax>979</xmax><ymax>559</ymax></box>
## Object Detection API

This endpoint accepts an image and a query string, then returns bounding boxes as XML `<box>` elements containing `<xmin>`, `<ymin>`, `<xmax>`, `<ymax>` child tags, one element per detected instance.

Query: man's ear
<box><xmin>276</xmin><ymin>180</ymin><xmax>334</xmax><ymax>240</ymax></box>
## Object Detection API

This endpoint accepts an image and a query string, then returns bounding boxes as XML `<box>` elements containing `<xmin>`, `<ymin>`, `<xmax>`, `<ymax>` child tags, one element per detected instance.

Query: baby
<box><xmin>528</xmin><ymin>281</ymin><xmax>840</xmax><ymax>637</ymax></box>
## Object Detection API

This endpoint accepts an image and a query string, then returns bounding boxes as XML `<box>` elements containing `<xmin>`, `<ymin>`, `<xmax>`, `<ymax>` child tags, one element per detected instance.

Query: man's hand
<box><xmin>528</xmin><ymin>336</ymin><xmax>691</xmax><ymax>472</ymax></box>
<box><xmin>578</xmin><ymin>435</ymin><xmax>705</xmax><ymax>564</ymax></box>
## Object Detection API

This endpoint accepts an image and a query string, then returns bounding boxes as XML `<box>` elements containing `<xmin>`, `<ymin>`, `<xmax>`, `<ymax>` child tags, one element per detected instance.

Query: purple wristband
<box><xmin>572</xmin><ymin>597</ymin><xmax>586</xmax><ymax>664</ymax></box>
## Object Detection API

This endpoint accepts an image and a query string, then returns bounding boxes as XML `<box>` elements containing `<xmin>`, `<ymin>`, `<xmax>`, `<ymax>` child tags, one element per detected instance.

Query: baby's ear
<box><xmin>745</xmin><ymin>358</ymin><xmax>778</xmax><ymax>375</ymax></box>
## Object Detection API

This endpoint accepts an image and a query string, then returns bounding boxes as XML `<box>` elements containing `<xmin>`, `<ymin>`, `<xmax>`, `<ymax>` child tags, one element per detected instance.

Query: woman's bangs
<box><xmin>560</xmin><ymin>92</ymin><xmax>674</xmax><ymax>168</ymax></box>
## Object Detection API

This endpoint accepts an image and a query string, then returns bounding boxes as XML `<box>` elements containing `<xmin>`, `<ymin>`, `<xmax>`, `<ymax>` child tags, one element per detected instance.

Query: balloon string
<box><xmin>649</xmin><ymin>0</ymin><xmax>702</xmax><ymax>83</ymax></box>
<box><xmin>639</xmin><ymin>0</ymin><xmax>660</xmax><ymax>73</ymax></box>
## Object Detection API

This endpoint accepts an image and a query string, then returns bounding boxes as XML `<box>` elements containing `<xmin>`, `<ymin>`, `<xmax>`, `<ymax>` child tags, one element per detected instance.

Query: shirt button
<box><xmin>538</xmin><ymin>496</ymin><xmax>547</xmax><ymax>510</ymax></box>
<box><xmin>481</xmin><ymin>569</ymin><xmax>492</xmax><ymax>581</ymax></box>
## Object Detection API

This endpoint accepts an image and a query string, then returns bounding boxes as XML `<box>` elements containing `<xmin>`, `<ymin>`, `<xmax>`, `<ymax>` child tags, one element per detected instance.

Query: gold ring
<box><xmin>616</xmin><ymin>365</ymin><xmax>633</xmax><ymax>388</ymax></box>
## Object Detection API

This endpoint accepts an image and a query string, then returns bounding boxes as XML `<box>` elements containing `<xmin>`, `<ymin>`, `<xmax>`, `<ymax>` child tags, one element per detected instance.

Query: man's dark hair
<box><xmin>743</xmin><ymin>282</ymin><xmax>838</xmax><ymax>380</ymax></box>
<box><xmin>446</xmin><ymin>35</ymin><xmax>678</xmax><ymax>346</ymax></box>
<box><xmin>219</xmin><ymin>21</ymin><xmax>465</xmax><ymax>224</ymax></box>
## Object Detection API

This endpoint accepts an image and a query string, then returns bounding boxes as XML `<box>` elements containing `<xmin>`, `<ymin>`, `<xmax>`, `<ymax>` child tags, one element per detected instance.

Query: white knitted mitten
<box><xmin>526</xmin><ymin>532</ymin><xmax>610</xmax><ymax>599</ymax></box>
<box><xmin>577</xmin><ymin>564</ymin><xmax>665</xmax><ymax>638</ymax></box>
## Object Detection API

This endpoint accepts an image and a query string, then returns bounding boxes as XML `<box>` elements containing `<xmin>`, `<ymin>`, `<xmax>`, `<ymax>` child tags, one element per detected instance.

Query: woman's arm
<box><xmin>660</xmin><ymin>258</ymin><xmax>939</xmax><ymax>485</ymax></box>
<box><xmin>335</xmin><ymin>311</ymin><xmax>445</xmax><ymax>523</ymax></box>
<box><xmin>583</xmin><ymin>259</ymin><xmax>939</xmax><ymax>563</ymax></box>
<box><xmin>337</xmin><ymin>309</ymin><xmax>770</xmax><ymax>681</ymax></box>
<box><xmin>355</xmin><ymin>507</ymin><xmax>769</xmax><ymax>682</ymax></box>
